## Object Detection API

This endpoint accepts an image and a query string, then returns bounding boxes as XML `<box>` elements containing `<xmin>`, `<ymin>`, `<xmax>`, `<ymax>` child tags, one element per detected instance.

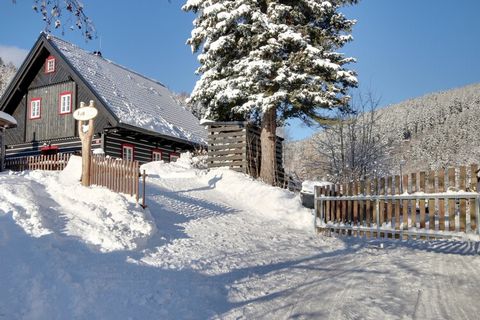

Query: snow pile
<box><xmin>200</xmin><ymin>169</ymin><xmax>312</xmax><ymax>230</ymax></box>
<box><xmin>0</xmin><ymin>156</ymin><xmax>155</xmax><ymax>252</ymax></box>
<box><xmin>142</xmin><ymin>153</ymin><xmax>312</xmax><ymax>230</ymax></box>
<box><xmin>301</xmin><ymin>180</ymin><xmax>333</xmax><ymax>194</ymax></box>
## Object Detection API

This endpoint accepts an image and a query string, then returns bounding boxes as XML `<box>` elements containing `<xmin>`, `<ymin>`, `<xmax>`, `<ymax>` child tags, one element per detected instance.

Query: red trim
<box><xmin>58</xmin><ymin>91</ymin><xmax>73</xmax><ymax>115</ymax></box>
<box><xmin>29</xmin><ymin>97</ymin><xmax>42</xmax><ymax>120</ymax></box>
<box><xmin>151</xmin><ymin>149</ymin><xmax>163</xmax><ymax>161</ymax></box>
<box><xmin>40</xmin><ymin>145</ymin><xmax>59</xmax><ymax>151</ymax></box>
<box><xmin>169</xmin><ymin>152</ymin><xmax>180</xmax><ymax>162</ymax></box>
<box><xmin>45</xmin><ymin>56</ymin><xmax>56</xmax><ymax>74</ymax></box>
<box><xmin>121</xmin><ymin>143</ymin><xmax>135</xmax><ymax>161</ymax></box>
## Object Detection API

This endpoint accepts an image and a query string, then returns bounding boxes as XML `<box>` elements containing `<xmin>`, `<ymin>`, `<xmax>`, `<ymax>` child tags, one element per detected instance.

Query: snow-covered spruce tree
<box><xmin>183</xmin><ymin>0</ymin><xmax>358</xmax><ymax>185</ymax></box>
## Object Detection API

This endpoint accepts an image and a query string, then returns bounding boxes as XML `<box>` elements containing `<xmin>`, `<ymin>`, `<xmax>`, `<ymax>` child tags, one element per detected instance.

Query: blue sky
<box><xmin>1</xmin><ymin>1</ymin><xmax>480</xmax><ymax>140</ymax></box>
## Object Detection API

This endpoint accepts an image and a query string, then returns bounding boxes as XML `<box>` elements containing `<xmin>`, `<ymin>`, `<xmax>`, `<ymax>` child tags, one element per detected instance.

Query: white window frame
<box><xmin>45</xmin><ymin>57</ymin><xmax>56</xmax><ymax>73</ymax></box>
<box><xmin>152</xmin><ymin>150</ymin><xmax>162</xmax><ymax>161</ymax></box>
<box><xmin>122</xmin><ymin>144</ymin><xmax>134</xmax><ymax>161</ymax></box>
<box><xmin>59</xmin><ymin>92</ymin><xmax>72</xmax><ymax>114</ymax></box>
<box><xmin>30</xmin><ymin>98</ymin><xmax>41</xmax><ymax>119</ymax></box>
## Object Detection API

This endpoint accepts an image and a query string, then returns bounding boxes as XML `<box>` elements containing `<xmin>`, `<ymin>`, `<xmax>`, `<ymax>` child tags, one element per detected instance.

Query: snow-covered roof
<box><xmin>49</xmin><ymin>36</ymin><xmax>206</xmax><ymax>145</ymax></box>
<box><xmin>0</xmin><ymin>110</ymin><xmax>17</xmax><ymax>127</ymax></box>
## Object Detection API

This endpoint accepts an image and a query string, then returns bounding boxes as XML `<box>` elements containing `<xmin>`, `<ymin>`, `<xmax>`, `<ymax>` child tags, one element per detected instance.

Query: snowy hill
<box><xmin>285</xmin><ymin>83</ymin><xmax>480</xmax><ymax>179</ymax></box>
<box><xmin>1</xmin><ymin>155</ymin><xmax>479</xmax><ymax>319</ymax></box>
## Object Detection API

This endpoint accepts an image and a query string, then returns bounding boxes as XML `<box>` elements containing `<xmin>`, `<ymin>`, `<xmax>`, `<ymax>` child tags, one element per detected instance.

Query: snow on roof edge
<box><xmin>0</xmin><ymin>111</ymin><xmax>17</xmax><ymax>126</ymax></box>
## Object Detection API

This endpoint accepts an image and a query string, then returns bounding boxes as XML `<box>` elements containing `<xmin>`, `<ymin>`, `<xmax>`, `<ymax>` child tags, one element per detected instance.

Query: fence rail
<box><xmin>314</xmin><ymin>164</ymin><xmax>480</xmax><ymax>240</ymax></box>
<box><xmin>90</xmin><ymin>156</ymin><xmax>140</xmax><ymax>201</ymax></box>
<box><xmin>5</xmin><ymin>153</ymin><xmax>71</xmax><ymax>171</ymax></box>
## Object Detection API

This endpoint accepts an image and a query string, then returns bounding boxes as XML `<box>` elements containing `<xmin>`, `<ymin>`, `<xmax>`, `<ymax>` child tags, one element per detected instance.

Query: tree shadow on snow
<box><xmin>138</xmin><ymin>178</ymin><xmax>238</xmax><ymax>251</ymax></box>
<box><xmin>333</xmin><ymin>234</ymin><xmax>480</xmax><ymax>256</ymax></box>
<box><xmin>176</xmin><ymin>174</ymin><xmax>223</xmax><ymax>193</ymax></box>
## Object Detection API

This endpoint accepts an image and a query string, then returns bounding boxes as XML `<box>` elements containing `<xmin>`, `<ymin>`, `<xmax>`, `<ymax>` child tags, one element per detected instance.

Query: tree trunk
<box><xmin>260</xmin><ymin>106</ymin><xmax>277</xmax><ymax>185</ymax></box>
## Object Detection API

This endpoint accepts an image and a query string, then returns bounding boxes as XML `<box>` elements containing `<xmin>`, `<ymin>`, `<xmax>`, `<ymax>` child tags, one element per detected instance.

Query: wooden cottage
<box><xmin>0</xmin><ymin>33</ymin><xmax>206</xmax><ymax>166</ymax></box>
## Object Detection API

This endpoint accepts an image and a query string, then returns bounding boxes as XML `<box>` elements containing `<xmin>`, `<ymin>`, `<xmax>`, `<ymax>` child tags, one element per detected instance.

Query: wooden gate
<box><xmin>314</xmin><ymin>164</ymin><xmax>480</xmax><ymax>240</ymax></box>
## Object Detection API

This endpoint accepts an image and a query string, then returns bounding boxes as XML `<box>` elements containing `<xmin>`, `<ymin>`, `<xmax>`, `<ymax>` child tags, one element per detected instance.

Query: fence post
<box><xmin>141</xmin><ymin>170</ymin><xmax>148</xmax><ymax>209</ymax></box>
<box><xmin>376</xmin><ymin>198</ymin><xmax>380</xmax><ymax>237</ymax></box>
<box><xmin>476</xmin><ymin>195</ymin><xmax>480</xmax><ymax>235</ymax></box>
<box><xmin>314</xmin><ymin>185</ymin><xmax>319</xmax><ymax>230</ymax></box>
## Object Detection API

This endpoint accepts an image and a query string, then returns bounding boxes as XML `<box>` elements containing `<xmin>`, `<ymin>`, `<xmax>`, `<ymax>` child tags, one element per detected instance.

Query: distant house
<box><xmin>0</xmin><ymin>33</ymin><xmax>206</xmax><ymax>164</ymax></box>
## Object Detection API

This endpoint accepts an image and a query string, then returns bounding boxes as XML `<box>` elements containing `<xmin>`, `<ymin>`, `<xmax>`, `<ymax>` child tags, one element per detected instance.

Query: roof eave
<box><xmin>114</xmin><ymin>122</ymin><xmax>207</xmax><ymax>147</ymax></box>
<box><xmin>0</xmin><ymin>34</ymin><xmax>46</xmax><ymax>113</ymax></box>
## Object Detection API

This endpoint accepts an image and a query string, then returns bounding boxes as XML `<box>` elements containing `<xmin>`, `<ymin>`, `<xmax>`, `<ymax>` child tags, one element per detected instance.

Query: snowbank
<box><xmin>301</xmin><ymin>180</ymin><xmax>333</xmax><ymax>194</ymax></box>
<box><xmin>142</xmin><ymin>153</ymin><xmax>313</xmax><ymax>230</ymax></box>
<box><xmin>0</xmin><ymin>156</ymin><xmax>155</xmax><ymax>252</ymax></box>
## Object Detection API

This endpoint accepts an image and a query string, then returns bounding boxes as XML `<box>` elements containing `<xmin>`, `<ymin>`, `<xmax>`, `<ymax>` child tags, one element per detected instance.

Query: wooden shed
<box><xmin>205</xmin><ymin>121</ymin><xmax>286</xmax><ymax>185</ymax></box>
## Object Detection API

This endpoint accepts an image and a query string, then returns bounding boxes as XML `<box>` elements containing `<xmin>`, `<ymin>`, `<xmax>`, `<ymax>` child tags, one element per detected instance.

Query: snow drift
<box><xmin>0</xmin><ymin>156</ymin><xmax>155</xmax><ymax>252</ymax></box>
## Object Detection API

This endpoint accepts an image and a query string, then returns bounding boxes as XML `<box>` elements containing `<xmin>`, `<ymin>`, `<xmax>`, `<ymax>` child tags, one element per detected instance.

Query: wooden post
<box><xmin>470</xmin><ymin>164</ymin><xmax>478</xmax><ymax>232</ymax></box>
<box><xmin>402</xmin><ymin>174</ymin><xmax>409</xmax><ymax>239</ymax></box>
<box><xmin>141</xmin><ymin>169</ymin><xmax>148</xmax><ymax>209</ymax></box>
<box><xmin>76</xmin><ymin>101</ymin><xmax>97</xmax><ymax>187</ymax></box>
<box><xmin>438</xmin><ymin>169</ymin><xmax>446</xmax><ymax>231</ymax></box>
<box><xmin>419</xmin><ymin>171</ymin><xmax>426</xmax><ymax>229</ymax></box>
<box><xmin>448</xmin><ymin>167</ymin><xmax>456</xmax><ymax>231</ymax></box>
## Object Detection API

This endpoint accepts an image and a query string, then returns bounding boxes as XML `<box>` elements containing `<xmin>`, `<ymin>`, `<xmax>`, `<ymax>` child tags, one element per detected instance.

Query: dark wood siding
<box><xmin>5</xmin><ymin>135</ymin><xmax>102</xmax><ymax>158</ymax></box>
<box><xmin>26</xmin><ymin>82</ymin><xmax>76</xmax><ymax>141</ymax></box>
<box><xmin>104</xmin><ymin>132</ymin><xmax>186</xmax><ymax>164</ymax></box>
<box><xmin>4</xmin><ymin>95</ymin><xmax>26</xmax><ymax>145</ymax></box>
<box><xmin>75</xmin><ymin>82</ymin><xmax>112</xmax><ymax>136</ymax></box>
<box><xmin>29</xmin><ymin>53</ymin><xmax>71</xmax><ymax>89</ymax></box>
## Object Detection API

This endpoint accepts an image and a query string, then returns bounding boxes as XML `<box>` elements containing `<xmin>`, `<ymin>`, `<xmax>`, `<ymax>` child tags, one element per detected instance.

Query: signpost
<box><xmin>74</xmin><ymin>100</ymin><xmax>97</xmax><ymax>186</ymax></box>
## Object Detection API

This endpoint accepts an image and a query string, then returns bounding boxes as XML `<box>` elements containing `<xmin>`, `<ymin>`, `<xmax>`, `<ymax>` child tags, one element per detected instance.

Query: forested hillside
<box><xmin>285</xmin><ymin>83</ymin><xmax>480</xmax><ymax>180</ymax></box>
<box><xmin>0</xmin><ymin>58</ymin><xmax>17</xmax><ymax>98</ymax></box>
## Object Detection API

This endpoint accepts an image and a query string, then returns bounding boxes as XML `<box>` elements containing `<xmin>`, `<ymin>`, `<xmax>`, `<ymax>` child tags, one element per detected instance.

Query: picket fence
<box><xmin>5</xmin><ymin>153</ymin><xmax>71</xmax><ymax>171</ymax></box>
<box><xmin>314</xmin><ymin>164</ymin><xmax>480</xmax><ymax>240</ymax></box>
<box><xmin>90</xmin><ymin>156</ymin><xmax>140</xmax><ymax>201</ymax></box>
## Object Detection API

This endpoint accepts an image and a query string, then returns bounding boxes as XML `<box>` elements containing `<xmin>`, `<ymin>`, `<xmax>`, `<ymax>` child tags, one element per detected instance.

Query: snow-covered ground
<box><xmin>0</xmin><ymin>155</ymin><xmax>479</xmax><ymax>319</ymax></box>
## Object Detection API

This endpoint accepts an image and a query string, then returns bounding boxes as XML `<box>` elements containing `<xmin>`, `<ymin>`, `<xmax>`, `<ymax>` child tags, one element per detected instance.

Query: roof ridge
<box><xmin>47</xmin><ymin>35</ymin><xmax>168</xmax><ymax>89</ymax></box>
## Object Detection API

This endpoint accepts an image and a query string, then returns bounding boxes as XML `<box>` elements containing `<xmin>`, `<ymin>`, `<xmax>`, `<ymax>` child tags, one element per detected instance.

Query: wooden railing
<box><xmin>90</xmin><ymin>156</ymin><xmax>140</xmax><ymax>201</ymax></box>
<box><xmin>314</xmin><ymin>164</ymin><xmax>480</xmax><ymax>240</ymax></box>
<box><xmin>5</xmin><ymin>153</ymin><xmax>71</xmax><ymax>171</ymax></box>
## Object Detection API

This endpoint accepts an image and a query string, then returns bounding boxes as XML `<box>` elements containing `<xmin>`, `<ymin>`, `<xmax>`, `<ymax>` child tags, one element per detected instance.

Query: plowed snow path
<box><xmin>1</xmin><ymin>164</ymin><xmax>480</xmax><ymax>319</ymax></box>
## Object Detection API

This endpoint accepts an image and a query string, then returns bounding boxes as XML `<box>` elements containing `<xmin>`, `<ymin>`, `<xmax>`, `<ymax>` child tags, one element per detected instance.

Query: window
<box><xmin>169</xmin><ymin>152</ymin><xmax>180</xmax><ymax>162</ymax></box>
<box><xmin>152</xmin><ymin>149</ymin><xmax>162</xmax><ymax>161</ymax></box>
<box><xmin>45</xmin><ymin>56</ymin><xmax>56</xmax><ymax>73</ymax></box>
<box><xmin>122</xmin><ymin>144</ymin><xmax>134</xmax><ymax>161</ymax></box>
<box><xmin>30</xmin><ymin>98</ymin><xmax>41</xmax><ymax>119</ymax></box>
<box><xmin>59</xmin><ymin>92</ymin><xmax>72</xmax><ymax>114</ymax></box>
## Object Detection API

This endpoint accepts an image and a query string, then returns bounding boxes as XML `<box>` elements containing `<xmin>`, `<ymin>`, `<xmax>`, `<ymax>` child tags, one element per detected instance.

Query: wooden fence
<box><xmin>206</xmin><ymin>121</ymin><xmax>288</xmax><ymax>187</ymax></box>
<box><xmin>5</xmin><ymin>153</ymin><xmax>71</xmax><ymax>171</ymax></box>
<box><xmin>314</xmin><ymin>164</ymin><xmax>480</xmax><ymax>240</ymax></box>
<box><xmin>90</xmin><ymin>156</ymin><xmax>140</xmax><ymax>201</ymax></box>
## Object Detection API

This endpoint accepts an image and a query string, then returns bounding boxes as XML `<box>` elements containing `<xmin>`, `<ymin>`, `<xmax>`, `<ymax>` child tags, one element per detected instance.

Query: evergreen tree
<box><xmin>184</xmin><ymin>0</ymin><xmax>359</xmax><ymax>185</ymax></box>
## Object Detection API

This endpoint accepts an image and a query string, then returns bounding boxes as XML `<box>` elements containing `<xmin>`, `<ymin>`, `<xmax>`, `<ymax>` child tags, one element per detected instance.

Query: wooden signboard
<box><xmin>74</xmin><ymin>100</ymin><xmax>97</xmax><ymax>186</ymax></box>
